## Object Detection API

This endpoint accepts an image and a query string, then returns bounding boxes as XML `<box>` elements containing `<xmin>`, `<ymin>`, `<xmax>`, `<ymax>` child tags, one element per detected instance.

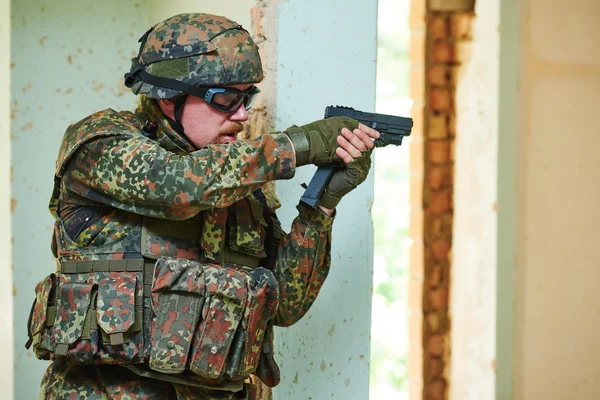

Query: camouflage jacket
<box><xmin>50</xmin><ymin>104</ymin><xmax>335</xmax><ymax>328</ymax></box>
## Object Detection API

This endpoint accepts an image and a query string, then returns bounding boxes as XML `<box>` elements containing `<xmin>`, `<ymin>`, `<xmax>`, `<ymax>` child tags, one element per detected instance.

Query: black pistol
<box><xmin>299</xmin><ymin>106</ymin><xmax>413</xmax><ymax>209</ymax></box>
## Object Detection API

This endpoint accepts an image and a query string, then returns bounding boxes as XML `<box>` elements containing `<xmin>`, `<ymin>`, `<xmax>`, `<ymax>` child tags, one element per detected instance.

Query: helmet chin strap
<box><xmin>167</xmin><ymin>94</ymin><xmax>198</xmax><ymax>150</ymax></box>
<box><xmin>173</xmin><ymin>94</ymin><xmax>188</xmax><ymax>133</ymax></box>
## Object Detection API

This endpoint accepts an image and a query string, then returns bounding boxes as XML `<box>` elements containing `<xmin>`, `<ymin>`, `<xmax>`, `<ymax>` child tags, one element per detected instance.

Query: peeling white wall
<box><xmin>11</xmin><ymin>1</ymin><xmax>144</xmax><ymax>398</ymax></box>
<box><xmin>147</xmin><ymin>0</ymin><xmax>254</xmax><ymax>30</ymax></box>
<box><xmin>1</xmin><ymin>0</ymin><xmax>14</xmax><ymax>398</ymax></box>
<box><xmin>273</xmin><ymin>1</ymin><xmax>377</xmax><ymax>399</ymax></box>
<box><xmin>450</xmin><ymin>2</ymin><xmax>499</xmax><ymax>399</ymax></box>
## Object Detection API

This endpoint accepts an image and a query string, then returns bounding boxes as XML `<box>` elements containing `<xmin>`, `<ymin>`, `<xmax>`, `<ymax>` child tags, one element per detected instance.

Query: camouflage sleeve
<box><xmin>62</xmin><ymin>133</ymin><xmax>295</xmax><ymax>219</ymax></box>
<box><xmin>272</xmin><ymin>204</ymin><xmax>334</xmax><ymax>327</ymax></box>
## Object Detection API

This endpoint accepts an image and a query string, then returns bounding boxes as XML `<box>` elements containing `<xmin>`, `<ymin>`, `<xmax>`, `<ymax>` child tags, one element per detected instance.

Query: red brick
<box><xmin>430</xmin><ymin>240</ymin><xmax>450</xmax><ymax>262</ymax></box>
<box><xmin>450</xmin><ymin>13</ymin><xmax>473</xmax><ymax>39</ymax></box>
<box><xmin>429</xmin><ymin>16</ymin><xmax>448</xmax><ymax>40</ymax></box>
<box><xmin>428</xmin><ymin>141</ymin><xmax>450</xmax><ymax>164</ymax></box>
<box><xmin>427</xmin><ymin>335</ymin><xmax>445</xmax><ymax>356</ymax></box>
<box><xmin>448</xmin><ymin>114</ymin><xmax>456</xmax><ymax>137</ymax></box>
<box><xmin>428</xmin><ymin>191</ymin><xmax>452</xmax><ymax>213</ymax></box>
<box><xmin>431</xmin><ymin>216</ymin><xmax>444</xmax><ymax>237</ymax></box>
<box><xmin>432</xmin><ymin>42</ymin><xmax>453</xmax><ymax>63</ymax></box>
<box><xmin>428</xmin><ymin>265</ymin><xmax>442</xmax><ymax>287</ymax></box>
<box><xmin>426</xmin><ymin>312</ymin><xmax>440</xmax><ymax>332</ymax></box>
<box><xmin>427</xmin><ymin>356</ymin><xmax>443</xmax><ymax>379</ymax></box>
<box><xmin>427</xmin><ymin>167</ymin><xmax>446</xmax><ymax>190</ymax></box>
<box><xmin>429</xmin><ymin>88</ymin><xmax>452</xmax><ymax>111</ymax></box>
<box><xmin>427</xmin><ymin>65</ymin><xmax>449</xmax><ymax>87</ymax></box>
<box><xmin>427</xmin><ymin>379</ymin><xmax>447</xmax><ymax>400</ymax></box>
<box><xmin>429</xmin><ymin>288</ymin><xmax>449</xmax><ymax>310</ymax></box>
<box><xmin>428</xmin><ymin>115</ymin><xmax>448</xmax><ymax>139</ymax></box>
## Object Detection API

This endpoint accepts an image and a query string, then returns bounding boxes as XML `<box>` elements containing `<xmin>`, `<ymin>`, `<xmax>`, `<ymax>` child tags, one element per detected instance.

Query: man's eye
<box><xmin>213</xmin><ymin>93</ymin><xmax>239</xmax><ymax>106</ymax></box>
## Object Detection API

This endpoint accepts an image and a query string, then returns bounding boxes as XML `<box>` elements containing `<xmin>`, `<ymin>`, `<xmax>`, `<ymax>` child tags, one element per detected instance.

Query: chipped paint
<box><xmin>11</xmin><ymin>2</ymin><xmax>144</xmax><ymax>397</ymax></box>
<box><xmin>320</xmin><ymin>360</ymin><xmax>326</xmax><ymax>371</ymax></box>
<box><xmin>328</xmin><ymin>324</ymin><xmax>336</xmax><ymax>336</ymax></box>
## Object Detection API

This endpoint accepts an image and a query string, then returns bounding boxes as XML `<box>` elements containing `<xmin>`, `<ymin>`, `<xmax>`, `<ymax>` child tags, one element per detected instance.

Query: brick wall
<box><xmin>410</xmin><ymin>0</ymin><xmax>474</xmax><ymax>399</ymax></box>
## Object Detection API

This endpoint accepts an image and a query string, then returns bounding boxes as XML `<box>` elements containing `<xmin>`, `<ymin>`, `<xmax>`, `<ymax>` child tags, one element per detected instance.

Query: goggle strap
<box><xmin>138</xmin><ymin>70</ymin><xmax>210</xmax><ymax>99</ymax></box>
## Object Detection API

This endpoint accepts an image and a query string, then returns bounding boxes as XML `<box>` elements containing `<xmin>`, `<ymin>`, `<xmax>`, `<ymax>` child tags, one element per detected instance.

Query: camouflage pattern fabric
<box><xmin>128</xmin><ymin>13</ymin><xmax>263</xmax><ymax>99</ymax></box>
<box><xmin>40</xmin><ymin>358</ymin><xmax>249</xmax><ymax>399</ymax></box>
<box><xmin>36</xmin><ymin>98</ymin><xmax>336</xmax><ymax>394</ymax></box>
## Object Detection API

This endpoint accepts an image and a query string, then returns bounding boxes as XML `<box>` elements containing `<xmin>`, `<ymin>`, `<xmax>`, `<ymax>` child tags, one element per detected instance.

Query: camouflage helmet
<box><xmin>124</xmin><ymin>13</ymin><xmax>264</xmax><ymax>99</ymax></box>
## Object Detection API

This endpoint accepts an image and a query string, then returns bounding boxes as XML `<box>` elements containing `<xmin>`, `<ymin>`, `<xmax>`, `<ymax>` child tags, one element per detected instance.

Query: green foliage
<box><xmin>370</xmin><ymin>0</ymin><xmax>411</xmax><ymax>398</ymax></box>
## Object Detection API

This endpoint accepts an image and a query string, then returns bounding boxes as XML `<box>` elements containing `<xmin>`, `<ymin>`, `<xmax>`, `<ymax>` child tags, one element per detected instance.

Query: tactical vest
<box><xmin>26</xmin><ymin>109</ymin><xmax>281</xmax><ymax>392</ymax></box>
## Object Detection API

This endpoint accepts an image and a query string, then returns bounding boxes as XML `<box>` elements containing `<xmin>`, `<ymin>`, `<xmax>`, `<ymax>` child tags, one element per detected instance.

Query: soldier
<box><xmin>26</xmin><ymin>13</ymin><xmax>378</xmax><ymax>400</ymax></box>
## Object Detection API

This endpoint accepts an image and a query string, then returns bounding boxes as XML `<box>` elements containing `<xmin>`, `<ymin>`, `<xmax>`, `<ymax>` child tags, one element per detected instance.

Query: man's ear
<box><xmin>155</xmin><ymin>98</ymin><xmax>176</xmax><ymax>119</ymax></box>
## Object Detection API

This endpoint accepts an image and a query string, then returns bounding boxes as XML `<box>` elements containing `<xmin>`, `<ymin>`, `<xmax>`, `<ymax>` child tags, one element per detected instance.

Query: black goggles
<box><xmin>196</xmin><ymin>86</ymin><xmax>261</xmax><ymax>113</ymax></box>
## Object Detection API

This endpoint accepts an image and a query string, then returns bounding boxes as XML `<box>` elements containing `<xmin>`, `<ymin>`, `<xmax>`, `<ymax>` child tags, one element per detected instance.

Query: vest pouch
<box><xmin>95</xmin><ymin>272</ymin><xmax>143</xmax><ymax>363</ymax></box>
<box><xmin>189</xmin><ymin>265</ymin><xmax>247</xmax><ymax>380</ymax></box>
<box><xmin>236</xmin><ymin>267</ymin><xmax>279</xmax><ymax>379</ymax></box>
<box><xmin>254</xmin><ymin>323</ymin><xmax>281</xmax><ymax>387</ymax></box>
<box><xmin>228</xmin><ymin>199</ymin><xmax>267</xmax><ymax>259</ymax></box>
<box><xmin>26</xmin><ymin>273</ymin><xmax>57</xmax><ymax>360</ymax></box>
<box><xmin>53</xmin><ymin>280</ymin><xmax>98</xmax><ymax>362</ymax></box>
<box><xmin>149</xmin><ymin>258</ymin><xmax>205</xmax><ymax>374</ymax></box>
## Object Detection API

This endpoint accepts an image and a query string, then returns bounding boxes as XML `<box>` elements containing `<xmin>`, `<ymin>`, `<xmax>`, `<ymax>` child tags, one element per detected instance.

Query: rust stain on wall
<box><xmin>67</xmin><ymin>55</ymin><xmax>73</xmax><ymax>64</ymax></box>
<box><xmin>21</xmin><ymin>122</ymin><xmax>33</xmax><ymax>131</ymax></box>
<box><xmin>11</xmin><ymin>198</ymin><xmax>17</xmax><ymax>215</ymax></box>
<box><xmin>13</xmin><ymin>284</ymin><xmax>17</xmax><ymax>297</ymax></box>
<box><xmin>39</xmin><ymin>35</ymin><xmax>48</xmax><ymax>46</ymax></box>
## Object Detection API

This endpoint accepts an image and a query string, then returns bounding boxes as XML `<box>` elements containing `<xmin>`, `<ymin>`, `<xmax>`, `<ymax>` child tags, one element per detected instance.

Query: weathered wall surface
<box><xmin>273</xmin><ymin>0</ymin><xmax>377</xmax><ymax>399</ymax></box>
<box><xmin>11</xmin><ymin>1</ymin><xmax>144</xmax><ymax>398</ymax></box>
<box><xmin>1</xmin><ymin>0</ymin><xmax>14</xmax><ymax>397</ymax></box>
<box><xmin>147</xmin><ymin>0</ymin><xmax>254</xmax><ymax>30</ymax></box>
<box><xmin>450</xmin><ymin>1</ymin><xmax>498</xmax><ymax>399</ymax></box>
<box><xmin>512</xmin><ymin>0</ymin><xmax>600</xmax><ymax>398</ymax></box>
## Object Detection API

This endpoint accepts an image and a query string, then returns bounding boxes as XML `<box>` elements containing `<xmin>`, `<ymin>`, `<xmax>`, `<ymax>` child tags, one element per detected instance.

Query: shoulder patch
<box><xmin>55</xmin><ymin>109</ymin><xmax>141</xmax><ymax>177</ymax></box>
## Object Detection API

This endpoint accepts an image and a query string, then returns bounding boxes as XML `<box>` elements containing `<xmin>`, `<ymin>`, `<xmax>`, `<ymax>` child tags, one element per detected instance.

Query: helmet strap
<box><xmin>165</xmin><ymin>94</ymin><xmax>198</xmax><ymax>151</ymax></box>
<box><xmin>174</xmin><ymin>94</ymin><xmax>188</xmax><ymax>128</ymax></box>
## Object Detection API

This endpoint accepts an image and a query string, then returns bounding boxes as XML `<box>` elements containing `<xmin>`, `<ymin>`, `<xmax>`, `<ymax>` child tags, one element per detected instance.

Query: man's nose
<box><xmin>230</xmin><ymin>104</ymin><xmax>249</xmax><ymax>121</ymax></box>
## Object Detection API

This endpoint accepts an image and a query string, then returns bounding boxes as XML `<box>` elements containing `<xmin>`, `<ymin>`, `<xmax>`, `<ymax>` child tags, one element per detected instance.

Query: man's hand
<box><xmin>317</xmin><ymin>123</ymin><xmax>379</xmax><ymax>215</ymax></box>
<box><xmin>284</xmin><ymin>117</ymin><xmax>361</xmax><ymax>167</ymax></box>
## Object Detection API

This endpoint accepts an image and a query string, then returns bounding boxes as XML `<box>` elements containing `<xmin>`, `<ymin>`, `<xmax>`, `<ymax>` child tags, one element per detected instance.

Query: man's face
<box><xmin>157</xmin><ymin>83</ymin><xmax>252</xmax><ymax>149</ymax></box>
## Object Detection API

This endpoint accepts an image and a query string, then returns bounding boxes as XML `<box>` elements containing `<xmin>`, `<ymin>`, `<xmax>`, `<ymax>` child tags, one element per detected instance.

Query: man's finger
<box><xmin>337</xmin><ymin>135</ymin><xmax>362</xmax><ymax>159</ymax></box>
<box><xmin>335</xmin><ymin>147</ymin><xmax>354</xmax><ymax>164</ymax></box>
<box><xmin>357</xmin><ymin>122</ymin><xmax>381</xmax><ymax>139</ymax></box>
<box><xmin>342</xmin><ymin>128</ymin><xmax>367</xmax><ymax>152</ymax></box>
<box><xmin>353</xmin><ymin>128</ymin><xmax>375</xmax><ymax>150</ymax></box>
